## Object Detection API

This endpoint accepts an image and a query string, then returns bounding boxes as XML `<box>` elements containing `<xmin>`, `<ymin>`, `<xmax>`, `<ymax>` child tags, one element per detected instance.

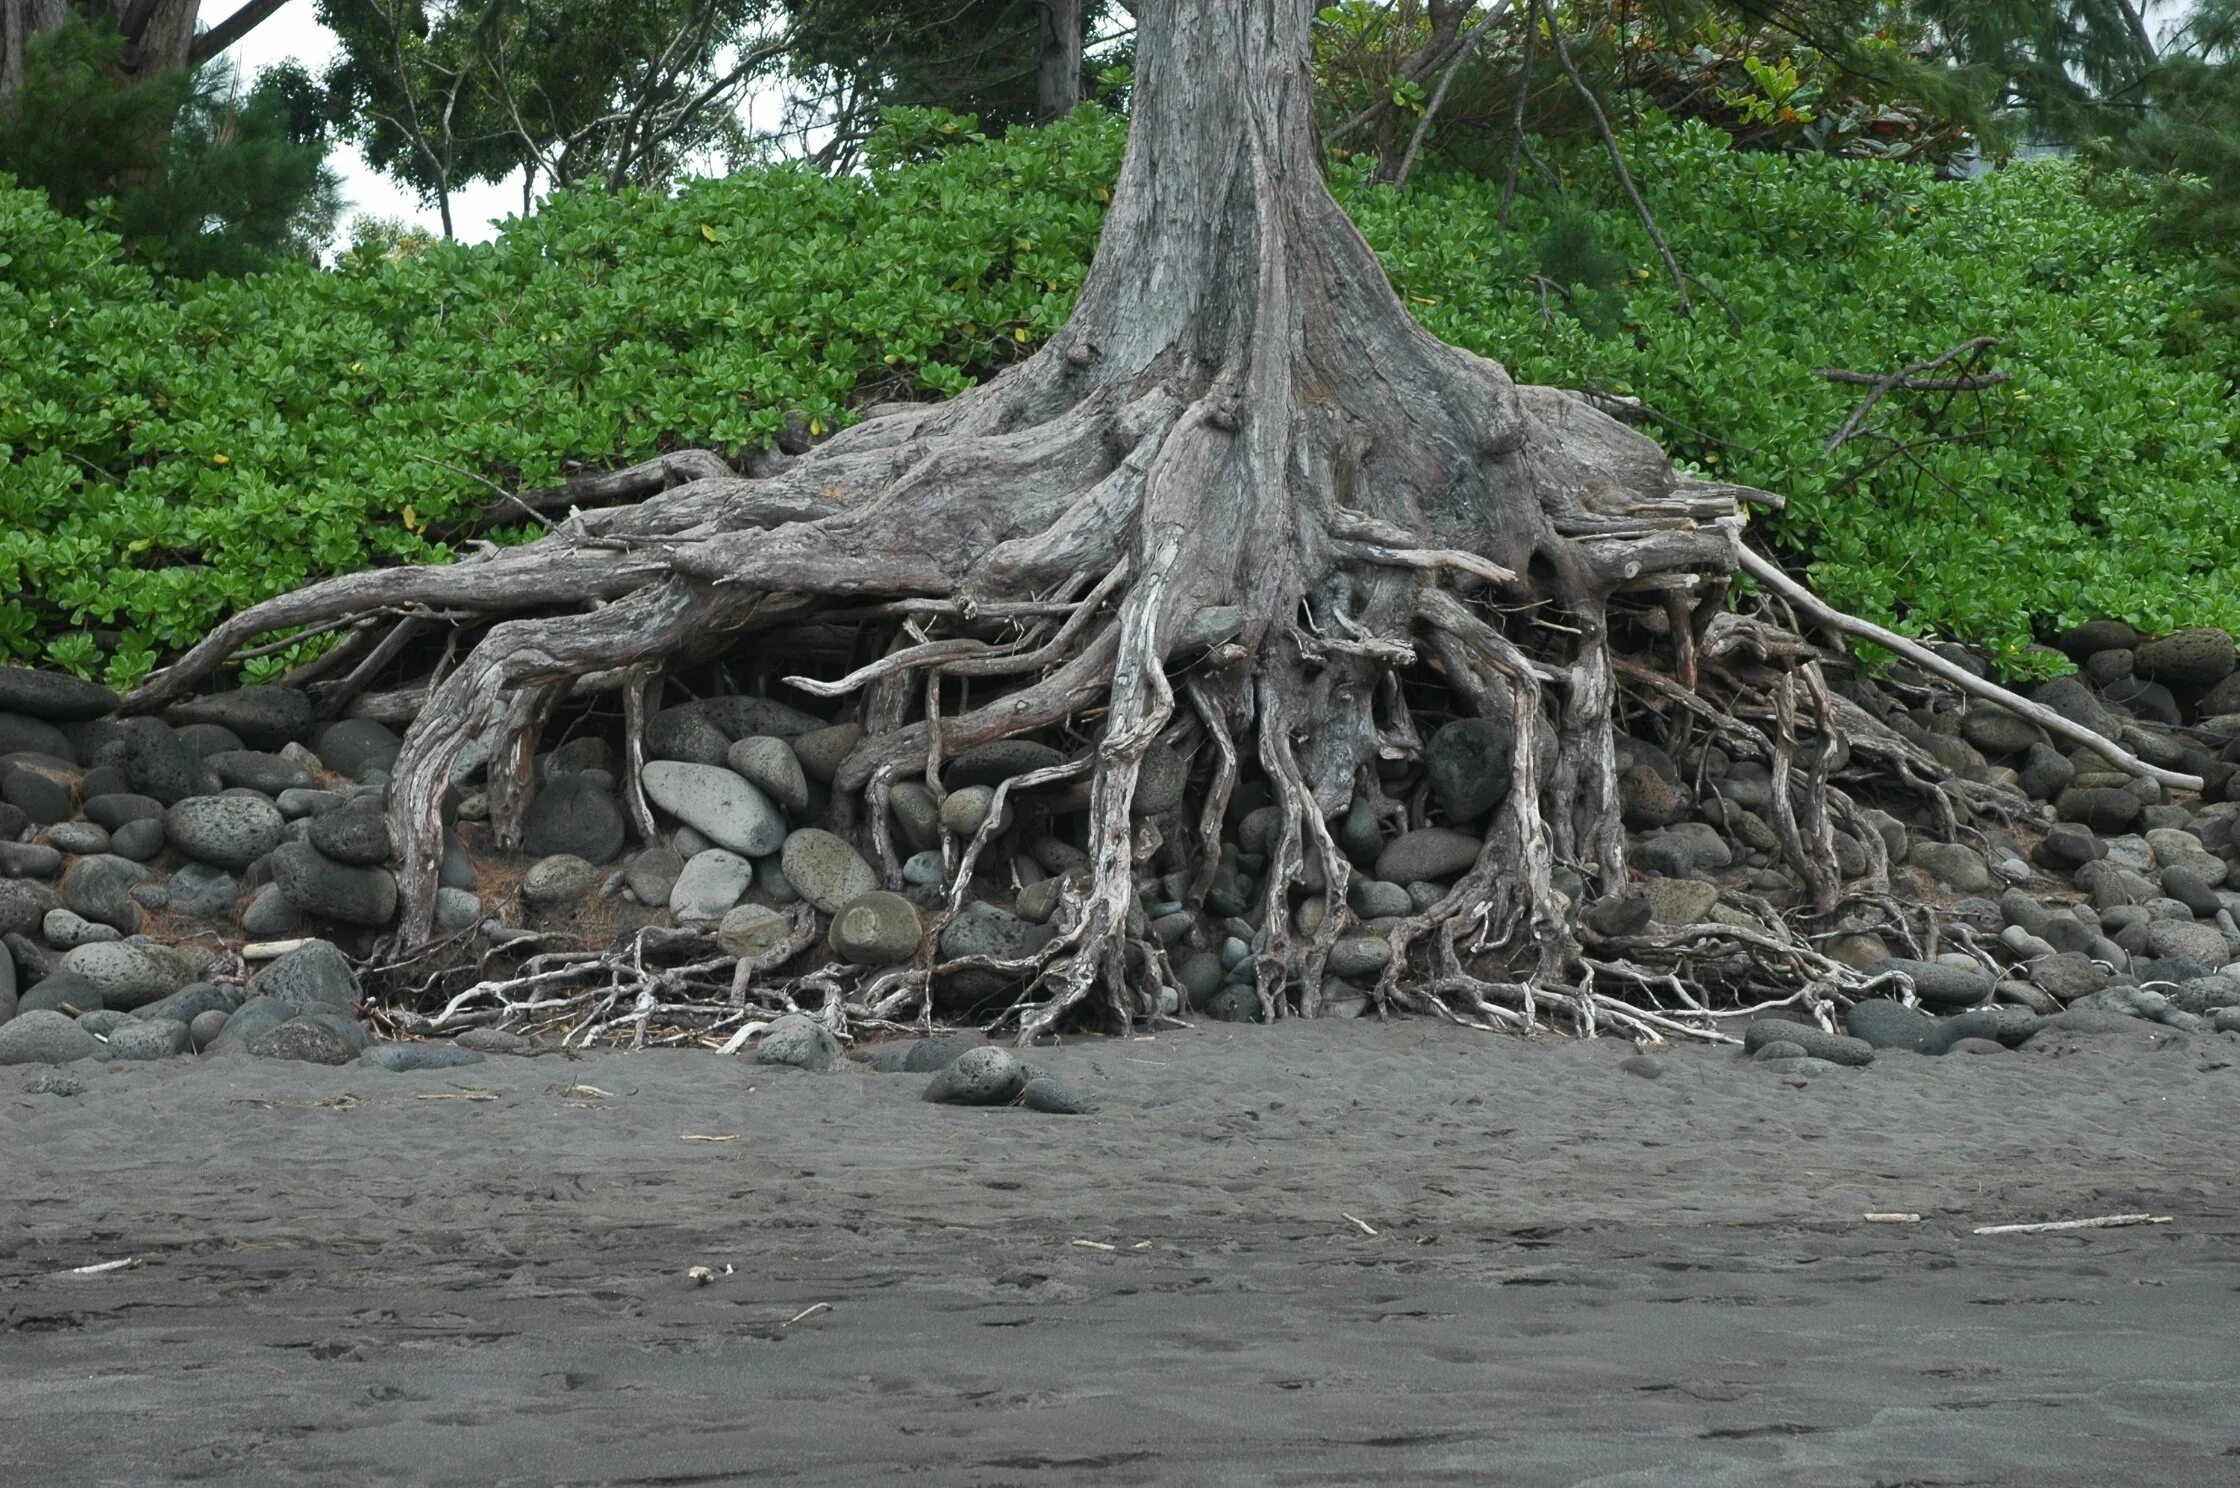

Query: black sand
<box><xmin>5</xmin><ymin>1021</ymin><xmax>2238</xmax><ymax>1485</ymax></box>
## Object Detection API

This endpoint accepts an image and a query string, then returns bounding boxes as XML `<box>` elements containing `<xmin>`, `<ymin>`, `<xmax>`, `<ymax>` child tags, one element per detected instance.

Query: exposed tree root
<box><xmin>117</xmin><ymin>4</ymin><xmax>2183</xmax><ymax>1055</ymax></box>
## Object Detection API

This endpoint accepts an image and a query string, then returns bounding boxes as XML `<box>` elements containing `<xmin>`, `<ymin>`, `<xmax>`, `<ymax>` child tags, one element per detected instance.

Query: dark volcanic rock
<box><xmin>943</xmin><ymin>739</ymin><xmax>1066</xmax><ymax>790</ymax></box>
<box><xmin>60</xmin><ymin>855</ymin><xmax>146</xmax><ymax>934</ymax></box>
<box><xmin>207</xmin><ymin>750</ymin><xmax>313</xmax><ymax>795</ymax></box>
<box><xmin>922</xmin><ymin>1045</ymin><xmax>1027</xmax><ymax>1105</ymax></box>
<box><xmin>0</xmin><ymin>668</ymin><xmax>118</xmax><ymax>722</ymax></box>
<box><xmin>1424</xmin><ymin>717</ymin><xmax>1513</xmax><ymax>824</ymax></box>
<box><xmin>1019</xmin><ymin>1075</ymin><xmax>1092</xmax><ymax>1114</ymax></box>
<box><xmin>311</xmin><ymin>719</ymin><xmax>403</xmax><ymax>779</ymax></box>
<box><xmin>0</xmin><ymin>1009</ymin><xmax>102</xmax><ymax>1065</ymax></box>
<box><xmin>1740</xmin><ymin>1019</ymin><xmax>1873</xmax><ymax>1068</ymax></box>
<box><xmin>1844</xmin><ymin>998</ymin><xmax>1939</xmax><ymax>1053</ymax></box>
<box><xmin>164</xmin><ymin>795</ymin><xmax>287</xmax><ymax>870</ymax></box>
<box><xmin>168</xmin><ymin>686</ymin><xmax>313</xmax><ymax>750</ymax></box>
<box><xmin>1873</xmin><ymin>957</ymin><xmax>1994</xmax><ymax>1010</ymax></box>
<box><xmin>121</xmin><ymin>719</ymin><xmax>217</xmax><ymax>804</ymax></box>
<box><xmin>249</xmin><ymin>1015</ymin><xmax>362</xmax><ymax>1065</ymax></box>
<box><xmin>520</xmin><ymin>775</ymin><xmax>627</xmax><ymax>865</ymax></box>
<box><xmin>752</xmin><ymin>1012</ymin><xmax>843</xmax><ymax>1073</ymax></box>
<box><xmin>247</xmin><ymin>938</ymin><xmax>360</xmax><ymax>1013</ymax></box>
<box><xmin>307</xmin><ymin>795</ymin><xmax>396</xmax><ymax>866</ymax></box>
<box><xmin>2134</xmin><ymin>627</ymin><xmax>2236</xmax><ymax>689</ymax></box>
<box><xmin>271</xmin><ymin>842</ymin><xmax>398</xmax><ymax>926</ymax></box>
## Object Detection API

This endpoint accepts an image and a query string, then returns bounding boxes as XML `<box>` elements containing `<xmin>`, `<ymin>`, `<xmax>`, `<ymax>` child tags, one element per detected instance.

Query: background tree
<box><xmin>0</xmin><ymin>8</ymin><xmax>337</xmax><ymax>272</ymax></box>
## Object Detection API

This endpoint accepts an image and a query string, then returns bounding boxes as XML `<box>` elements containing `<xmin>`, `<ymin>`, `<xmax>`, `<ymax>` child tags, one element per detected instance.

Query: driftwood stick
<box><xmin>1738</xmin><ymin>549</ymin><xmax>2201</xmax><ymax>792</ymax></box>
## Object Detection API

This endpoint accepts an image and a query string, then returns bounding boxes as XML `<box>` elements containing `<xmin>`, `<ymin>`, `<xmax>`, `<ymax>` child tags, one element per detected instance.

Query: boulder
<box><xmin>247</xmin><ymin>939</ymin><xmax>360</xmax><ymax>1012</ymax></box>
<box><xmin>753</xmin><ymin>1012</ymin><xmax>843</xmax><ymax>1072</ymax></box>
<box><xmin>1375</xmin><ymin>827</ymin><xmax>1482</xmax><ymax>884</ymax></box>
<box><xmin>0</xmin><ymin>668</ymin><xmax>118</xmax><ymax>722</ymax></box>
<box><xmin>168</xmin><ymin>686</ymin><xmax>312</xmax><ymax>749</ymax></box>
<box><xmin>922</xmin><ymin>1045</ymin><xmax>1027</xmax><ymax>1105</ymax></box>
<box><xmin>943</xmin><ymin>739</ymin><xmax>1066</xmax><ymax>790</ymax></box>
<box><xmin>1424</xmin><ymin>717</ymin><xmax>1512</xmax><ymax>823</ymax></box>
<box><xmin>163</xmin><ymin>795</ymin><xmax>286</xmax><ymax>870</ymax></box>
<box><xmin>311</xmin><ymin>719</ymin><xmax>403</xmax><ymax>779</ymax></box>
<box><xmin>726</xmin><ymin>736</ymin><xmax>810</xmax><ymax>815</ymax></box>
<box><xmin>0</xmin><ymin>1009</ymin><xmax>101</xmax><ymax>1065</ymax></box>
<box><xmin>716</xmin><ymin>902</ymin><xmax>793</xmax><ymax>959</ymax></box>
<box><xmin>520</xmin><ymin>776</ymin><xmax>627</xmax><ymax>865</ymax></box>
<box><xmin>120</xmin><ymin>719</ymin><xmax>217</xmax><ymax>804</ymax></box>
<box><xmin>307</xmin><ymin>796</ymin><xmax>396</xmax><ymax>866</ymax></box>
<box><xmin>1874</xmin><ymin>956</ymin><xmax>1993</xmax><ymax>1010</ymax></box>
<box><xmin>778</xmin><ymin>828</ymin><xmax>879</xmax><ymax>914</ymax></box>
<box><xmin>2134</xmin><ymin>627</ymin><xmax>2236</xmax><ymax>689</ymax></box>
<box><xmin>249</xmin><ymin>1016</ymin><xmax>362</xmax><ymax>1065</ymax></box>
<box><xmin>667</xmin><ymin>849</ymin><xmax>753</xmax><ymax>922</ymax></box>
<box><xmin>828</xmin><ymin>891</ymin><xmax>924</xmax><ymax>967</ymax></box>
<box><xmin>521</xmin><ymin>853</ymin><xmax>601</xmax><ymax>910</ymax></box>
<box><xmin>1740</xmin><ymin>1019</ymin><xmax>1873</xmax><ymax>1067</ymax></box>
<box><xmin>270</xmin><ymin>841</ymin><xmax>399</xmax><ymax>925</ymax></box>
<box><xmin>641</xmin><ymin>762</ymin><xmax>787</xmax><ymax>857</ymax></box>
<box><xmin>59</xmin><ymin>855</ymin><xmax>146</xmax><ymax>934</ymax></box>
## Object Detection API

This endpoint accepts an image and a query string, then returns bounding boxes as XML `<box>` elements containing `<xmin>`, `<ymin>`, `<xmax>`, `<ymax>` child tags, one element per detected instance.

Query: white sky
<box><xmin>222</xmin><ymin>0</ymin><xmax>2213</xmax><ymax>251</ymax></box>
<box><xmin>227</xmin><ymin>0</ymin><xmax>521</xmax><ymax>244</ymax></box>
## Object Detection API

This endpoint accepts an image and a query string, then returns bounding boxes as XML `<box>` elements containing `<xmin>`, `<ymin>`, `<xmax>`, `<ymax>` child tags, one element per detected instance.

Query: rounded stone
<box><xmin>1844</xmin><ymin>997</ymin><xmax>1938</xmax><ymax>1053</ymax></box>
<box><xmin>42</xmin><ymin>907</ymin><xmax>117</xmax><ymax>948</ymax></box>
<box><xmin>206</xmin><ymin>749</ymin><xmax>313</xmax><ymax>795</ymax></box>
<box><xmin>668</xmin><ymin>849</ymin><xmax>754</xmax><ymax>922</ymax></box>
<box><xmin>248</xmin><ymin>1016</ymin><xmax>362</xmax><ymax>1066</ymax></box>
<box><xmin>644</xmin><ymin>704</ymin><xmax>733</xmax><ymax>766</ymax></box>
<box><xmin>521</xmin><ymin>853</ymin><xmax>601</xmax><ymax>910</ymax></box>
<box><xmin>311</xmin><ymin>718</ymin><xmax>403</xmax><ymax>780</ymax></box>
<box><xmin>623</xmin><ymin>846</ymin><xmax>685</xmax><ymax>906</ymax></box>
<box><xmin>726</xmin><ymin>736</ymin><xmax>810</xmax><ymax>815</ymax></box>
<box><xmin>1326</xmin><ymin>935</ymin><xmax>1391</xmax><ymax>980</ymax></box>
<box><xmin>1905</xmin><ymin>840</ymin><xmax>1993</xmax><ymax>893</ymax></box>
<box><xmin>0</xmin><ymin>1008</ymin><xmax>102</xmax><ymax>1065</ymax></box>
<box><xmin>106</xmin><ymin>1019</ymin><xmax>191</xmax><ymax>1061</ymax></box>
<box><xmin>1374</xmin><ymin>827</ymin><xmax>1482</xmax><ymax>884</ymax></box>
<box><xmin>307</xmin><ymin>795</ymin><xmax>396</xmax><ymax>867</ymax></box>
<box><xmin>1020</xmin><ymin>1075</ymin><xmax>1092</xmax><ymax>1114</ymax></box>
<box><xmin>1</xmin><ymin>767</ymin><xmax>70</xmax><ymax>824</ymax></box>
<box><xmin>2134</xmin><ymin>627</ymin><xmax>2236</xmax><ymax>689</ymax></box>
<box><xmin>716</xmin><ymin>902</ymin><xmax>793</xmax><ymax>959</ymax></box>
<box><xmin>359</xmin><ymin>1042</ymin><xmax>488</xmax><ymax>1071</ymax></box>
<box><xmin>164</xmin><ymin>795</ymin><xmax>287</xmax><ymax>871</ymax></box>
<box><xmin>1740</xmin><ymin>1019</ymin><xmax>1874</xmax><ymax>1067</ymax></box>
<box><xmin>168</xmin><ymin>686</ymin><xmax>312</xmax><ymax>750</ymax></box>
<box><xmin>778</xmin><ymin>829</ymin><xmax>879</xmax><ymax>915</ymax></box>
<box><xmin>433</xmin><ymin>887</ymin><xmax>482</xmax><ymax>931</ymax></box>
<box><xmin>943</xmin><ymin>739</ymin><xmax>1066</xmax><ymax>791</ymax></box>
<box><xmin>121</xmin><ymin>719</ymin><xmax>217</xmax><ymax>804</ymax></box>
<box><xmin>59</xmin><ymin>854</ymin><xmax>146</xmax><ymax>934</ymax></box>
<box><xmin>520</xmin><ymin>775</ymin><xmax>627</xmax><ymax>865</ymax></box>
<box><xmin>81</xmin><ymin>792</ymin><xmax>164</xmax><ymax>831</ymax></box>
<box><xmin>2145</xmin><ymin>918</ymin><xmax>2229</xmax><ymax>966</ymax></box>
<box><xmin>0</xmin><ymin>667</ymin><xmax>119</xmax><ymax>722</ymax></box>
<box><xmin>939</xmin><ymin>784</ymin><xmax>1009</xmax><ymax>838</ymax></box>
<box><xmin>166</xmin><ymin>862</ymin><xmax>239</xmax><ymax>919</ymax></box>
<box><xmin>270</xmin><ymin>841</ymin><xmax>399</xmax><ymax>926</ymax></box>
<box><xmin>887</xmin><ymin>780</ymin><xmax>942</xmax><ymax>853</ymax></box>
<box><xmin>1873</xmin><ymin>956</ymin><xmax>1993</xmax><ymax>1010</ymax></box>
<box><xmin>828</xmin><ymin>891</ymin><xmax>924</xmax><ymax>968</ymax></box>
<box><xmin>788</xmin><ymin>723</ymin><xmax>864</xmax><ymax>785</ymax></box>
<box><xmin>1424</xmin><ymin>717</ymin><xmax>1513</xmax><ymax>824</ymax></box>
<box><xmin>641</xmin><ymin>761</ymin><xmax>787</xmax><ymax>857</ymax></box>
<box><xmin>753</xmin><ymin>1011</ymin><xmax>843</xmax><ymax>1072</ymax></box>
<box><xmin>921</xmin><ymin>1044</ymin><xmax>1026</xmax><ymax>1105</ymax></box>
<box><xmin>188</xmin><ymin>1008</ymin><xmax>231</xmax><ymax>1050</ymax></box>
<box><xmin>58</xmin><ymin>939</ymin><xmax>193</xmax><ymax>1010</ymax></box>
<box><xmin>45</xmin><ymin>821</ymin><xmax>108</xmax><ymax>856</ymax></box>
<box><xmin>1134</xmin><ymin>743</ymin><xmax>1188</xmax><ymax>817</ymax></box>
<box><xmin>237</xmin><ymin>882</ymin><xmax>303</xmax><ymax>936</ymax></box>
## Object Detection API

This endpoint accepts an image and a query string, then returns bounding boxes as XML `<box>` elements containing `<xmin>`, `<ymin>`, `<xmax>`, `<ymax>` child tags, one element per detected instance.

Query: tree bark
<box><xmin>1035</xmin><ymin>0</ymin><xmax>1084</xmax><ymax>121</ymax></box>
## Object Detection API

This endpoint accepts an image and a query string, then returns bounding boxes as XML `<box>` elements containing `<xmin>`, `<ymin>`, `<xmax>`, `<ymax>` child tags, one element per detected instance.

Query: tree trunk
<box><xmin>1034</xmin><ymin>0</ymin><xmax>1083</xmax><ymax>121</ymax></box>
<box><xmin>126</xmin><ymin>0</ymin><xmax>1774</xmax><ymax>1039</ymax></box>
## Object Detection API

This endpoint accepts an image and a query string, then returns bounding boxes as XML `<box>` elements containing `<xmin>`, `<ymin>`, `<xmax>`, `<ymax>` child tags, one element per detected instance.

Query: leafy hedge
<box><xmin>3</xmin><ymin>109</ymin><xmax>2235</xmax><ymax>686</ymax></box>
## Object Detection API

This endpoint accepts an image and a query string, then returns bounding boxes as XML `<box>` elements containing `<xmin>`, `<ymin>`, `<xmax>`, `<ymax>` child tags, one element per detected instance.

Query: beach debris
<box><xmin>680</xmin><ymin>1132</ymin><xmax>740</xmax><ymax>1142</ymax></box>
<box><xmin>1863</xmin><ymin>1212</ymin><xmax>1922</xmax><ymax>1223</ymax></box>
<box><xmin>1071</xmin><ymin>1239</ymin><xmax>1116</xmax><ymax>1251</ymax></box>
<box><xmin>785</xmin><ymin>1302</ymin><xmax>831</xmax><ymax>1325</ymax></box>
<box><xmin>57</xmin><ymin>1257</ymin><xmax>142</xmax><ymax>1277</ymax></box>
<box><xmin>1973</xmin><ymin>1214</ymin><xmax>2173</xmax><ymax>1235</ymax></box>
<box><xmin>1343</xmin><ymin>1213</ymin><xmax>1380</xmax><ymax>1236</ymax></box>
<box><xmin>687</xmin><ymin>1263</ymin><xmax>734</xmax><ymax>1285</ymax></box>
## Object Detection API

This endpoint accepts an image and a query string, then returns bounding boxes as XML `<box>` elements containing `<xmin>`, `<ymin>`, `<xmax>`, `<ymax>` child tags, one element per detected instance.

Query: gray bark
<box><xmin>1035</xmin><ymin>0</ymin><xmax>1084</xmax><ymax>121</ymax></box>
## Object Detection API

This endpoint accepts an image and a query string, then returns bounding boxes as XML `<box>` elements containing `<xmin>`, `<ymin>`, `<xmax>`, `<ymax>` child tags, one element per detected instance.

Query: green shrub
<box><xmin>3</xmin><ymin>109</ymin><xmax>2235</xmax><ymax>685</ymax></box>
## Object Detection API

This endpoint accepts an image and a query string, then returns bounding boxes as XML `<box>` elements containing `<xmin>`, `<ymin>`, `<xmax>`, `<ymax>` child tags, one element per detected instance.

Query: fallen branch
<box><xmin>1738</xmin><ymin>548</ymin><xmax>2203</xmax><ymax>792</ymax></box>
<box><xmin>1972</xmin><ymin>1214</ymin><xmax>2173</xmax><ymax>1235</ymax></box>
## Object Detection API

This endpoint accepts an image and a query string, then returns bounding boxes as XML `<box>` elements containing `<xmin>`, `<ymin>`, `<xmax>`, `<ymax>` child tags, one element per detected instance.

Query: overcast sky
<box><xmin>226</xmin><ymin>0</ymin><xmax>2213</xmax><ymax>252</ymax></box>
<box><xmin>228</xmin><ymin>1</ymin><xmax>521</xmax><ymax>245</ymax></box>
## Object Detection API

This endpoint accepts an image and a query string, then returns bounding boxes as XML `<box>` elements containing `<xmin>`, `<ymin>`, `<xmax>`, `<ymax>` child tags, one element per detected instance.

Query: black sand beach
<box><xmin>5</xmin><ymin>1020</ymin><xmax>2237</xmax><ymax>1486</ymax></box>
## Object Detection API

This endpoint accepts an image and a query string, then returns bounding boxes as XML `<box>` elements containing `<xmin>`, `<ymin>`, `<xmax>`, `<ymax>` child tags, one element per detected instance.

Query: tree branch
<box><xmin>188</xmin><ymin>0</ymin><xmax>291</xmax><ymax>64</ymax></box>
